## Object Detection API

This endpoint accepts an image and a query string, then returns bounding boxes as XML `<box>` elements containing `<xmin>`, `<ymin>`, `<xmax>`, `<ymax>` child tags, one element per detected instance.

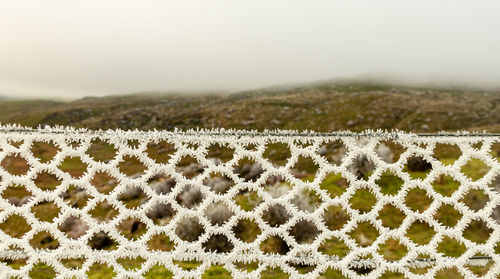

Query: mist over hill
<box><xmin>0</xmin><ymin>80</ymin><xmax>498</xmax><ymax>132</ymax></box>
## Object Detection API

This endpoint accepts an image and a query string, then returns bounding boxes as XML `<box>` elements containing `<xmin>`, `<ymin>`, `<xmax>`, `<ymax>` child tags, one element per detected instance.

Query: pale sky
<box><xmin>0</xmin><ymin>0</ymin><xmax>499</xmax><ymax>98</ymax></box>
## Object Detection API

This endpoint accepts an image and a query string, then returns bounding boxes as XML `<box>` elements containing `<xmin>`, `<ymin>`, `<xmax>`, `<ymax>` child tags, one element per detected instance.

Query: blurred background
<box><xmin>0</xmin><ymin>0</ymin><xmax>498</xmax><ymax>132</ymax></box>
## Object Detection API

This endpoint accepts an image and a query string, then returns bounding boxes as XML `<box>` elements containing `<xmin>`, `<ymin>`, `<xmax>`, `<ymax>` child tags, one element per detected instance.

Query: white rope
<box><xmin>0</xmin><ymin>124</ymin><xmax>498</xmax><ymax>278</ymax></box>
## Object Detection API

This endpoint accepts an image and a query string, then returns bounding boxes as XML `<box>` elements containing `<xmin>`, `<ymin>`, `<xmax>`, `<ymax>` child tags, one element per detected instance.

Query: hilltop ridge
<box><xmin>0</xmin><ymin>81</ymin><xmax>498</xmax><ymax>132</ymax></box>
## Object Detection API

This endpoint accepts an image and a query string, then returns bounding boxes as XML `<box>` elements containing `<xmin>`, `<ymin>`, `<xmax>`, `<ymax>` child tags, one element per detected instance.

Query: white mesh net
<box><xmin>0</xmin><ymin>125</ymin><xmax>499</xmax><ymax>278</ymax></box>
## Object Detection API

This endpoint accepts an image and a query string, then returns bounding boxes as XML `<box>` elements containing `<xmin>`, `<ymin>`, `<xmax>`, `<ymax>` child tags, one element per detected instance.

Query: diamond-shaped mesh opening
<box><xmin>406</xmin><ymin>220</ymin><xmax>435</xmax><ymax>245</ymax></box>
<box><xmin>86</xmin><ymin>139</ymin><xmax>117</xmax><ymax>162</ymax></box>
<box><xmin>404</xmin><ymin>155</ymin><xmax>432</xmax><ymax>179</ymax></box>
<box><xmin>0</xmin><ymin>247</ymin><xmax>28</xmax><ymax>270</ymax></box>
<box><xmin>234</xmin><ymin>261</ymin><xmax>259</xmax><ymax>272</ymax></box>
<box><xmin>67</xmin><ymin>139</ymin><xmax>82</xmax><ymax>149</ymax></box>
<box><xmin>323</xmin><ymin>205</ymin><xmax>350</xmax><ymax>231</ymax></box>
<box><xmin>376</xmin><ymin>140</ymin><xmax>405</xmax><ymax>163</ymax></box>
<box><xmin>289</xmin><ymin>263</ymin><xmax>316</xmax><ymax>275</ymax></box>
<box><xmin>377</xmin><ymin>204</ymin><xmax>405</xmax><ymax>229</ymax></box>
<box><xmin>408</xmin><ymin>253</ymin><xmax>433</xmax><ymax>275</ymax></box>
<box><xmin>263</xmin><ymin>142</ymin><xmax>291</xmax><ymax>166</ymax></box>
<box><xmin>235</xmin><ymin>189</ymin><xmax>263</xmax><ymax>211</ymax></box>
<box><xmin>29</xmin><ymin>231</ymin><xmax>59</xmax><ymax>250</ymax></box>
<box><xmin>318</xmin><ymin>236</ymin><xmax>350</xmax><ymax>257</ymax></box>
<box><xmin>380</xmin><ymin>271</ymin><xmax>406</xmax><ymax>278</ymax></box>
<box><xmin>147</xmin><ymin>233</ymin><xmax>175</xmax><ymax>251</ymax></box>
<box><xmin>233</xmin><ymin>218</ymin><xmax>261</xmax><ymax>243</ymax></box>
<box><xmin>127</xmin><ymin>139</ymin><xmax>140</xmax><ymax>149</ymax></box>
<box><xmin>61</xmin><ymin>257</ymin><xmax>86</xmax><ymax>269</ymax></box>
<box><xmin>319</xmin><ymin>139</ymin><xmax>346</xmax><ymax>165</ymax></box>
<box><xmin>348</xmin><ymin>154</ymin><xmax>376</xmax><ymax>181</ymax></box>
<box><xmin>471</xmin><ymin>141</ymin><xmax>483</xmax><ymax>150</ymax></box>
<box><xmin>489</xmin><ymin>142</ymin><xmax>500</xmax><ymax>159</ymax></box>
<box><xmin>202</xmin><ymin>265</ymin><xmax>232</xmax><ymax>277</ymax></box>
<box><xmin>146</xmin><ymin>202</ymin><xmax>175</xmax><ymax>225</ymax></box>
<box><xmin>1</xmin><ymin>154</ymin><xmax>30</xmax><ymax>176</ymax></box>
<box><xmin>433</xmin><ymin>143</ymin><xmax>462</xmax><ymax>165</ymax></box>
<box><xmin>292</xmin><ymin>155</ymin><xmax>319</xmax><ymax>181</ymax></box>
<box><xmin>262</xmin><ymin>267</ymin><xmax>290</xmax><ymax>278</ymax></box>
<box><xmin>437</xmin><ymin>236</ymin><xmax>466</xmax><ymax>257</ymax></box>
<box><xmin>90</xmin><ymin>171</ymin><xmax>119</xmax><ymax>194</ymax></box>
<box><xmin>184</xmin><ymin>142</ymin><xmax>199</xmax><ymax>149</ymax></box>
<box><xmin>260</xmin><ymin>235</ymin><xmax>290</xmax><ymax>255</ymax></box>
<box><xmin>60</xmin><ymin>185</ymin><xmax>92</xmax><ymax>208</ymax></box>
<box><xmin>207</xmin><ymin>143</ymin><xmax>235</xmax><ymax>164</ymax></box>
<box><xmin>29</xmin><ymin>263</ymin><xmax>57</xmax><ymax>279</ymax></box>
<box><xmin>348</xmin><ymin>254</ymin><xmax>376</xmax><ymax>275</ymax></box>
<box><xmin>175</xmin><ymin>184</ymin><xmax>204</xmax><ymax>209</ymax></box>
<box><xmin>432</xmin><ymin>174</ymin><xmax>460</xmax><ymax>196</ymax></box>
<box><xmin>59</xmin><ymin>156</ymin><xmax>88</xmax><ymax>178</ymax></box>
<box><xmin>31</xmin><ymin>140</ymin><xmax>60</xmax><ymax>163</ymax></box>
<box><xmin>289</xmin><ymin>220</ymin><xmax>320</xmax><ymax>244</ymax></box>
<box><xmin>202</xmin><ymin>234</ymin><xmax>234</xmax><ymax>253</ymax></box>
<box><xmin>146</xmin><ymin>140</ymin><xmax>176</xmax><ymax>164</ymax></box>
<box><xmin>319</xmin><ymin>268</ymin><xmax>348</xmax><ymax>279</ymax></box>
<box><xmin>376</xmin><ymin>171</ymin><xmax>404</xmax><ymax>195</ymax></box>
<box><xmin>377</xmin><ymin>238</ymin><xmax>408</xmax><ymax>261</ymax></box>
<box><xmin>291</xmin><ymin>188</ymin><xmax>321</xmax><ymax>213</ymax></box>
<box><xmin>89</xmin><ymin>201</ymin><xmax>119</xmax><ymax>222</ymax></box>
<box><xmin>1</xmin><ymin>184</ymin><xmax>32</xmax><ymax>207</ymax></box>
<box><xmin>434</xmin><ymin>204</ymin><xmax>462</xmax><ymax>227</ymax></box>
<box><xmin>465</xmin><ymin>253</ymin><xmax>495</xmax><ymax>277</ymax></box>
<box><xmin>118</xmin><ymin>218</ymin><xmax>147</xmax><ymax>240</ymax></box>
<box><xmin>265</xmin><ymin>177</ymin><xmax>291</xmax><ymax>198</ymax></box>
<box><xmin>88</xmin><ymin>232</ymin><xmax>117</xmax><ymax>250</ymax></box>
<box><xmin>244</xmin><ymin>143</ymin><xmax>258</xmax><ymax>151</ymax></box>
<box><xmin>461</xmin><ymin>189</ymin><xmax>490</xmax><ymax>211</ymax></box>
<box><xmin>405</xmin><ymin>187</ymin><xmax>433</xmax><ymax>212</ymax></box>
<box><xmin>173</xmin><ymin>260</ymin><xmax>202</xmax><ymax>271</ymax></box>
<box><xmin>320</xmin><ymin>172</ymin><xmax>348</xmax><ymax>198</ymax></box>
<box><xmin>349</xmin><ymin>188</ymin><xmax>377</xmax><ymax>213</ymax></box>
<box><xmin>117</xmin><ymin>256</ymin><xmax>146</xmax><ymax>271</ymax></box>
<box><xmin>118</xmin><ymin>155</ymin><xmax>147</xmax><ymax>177</ymax></box>
<box><xmin>34</xmin><ymin>170</ymin><xmax>62</xmax><ymax>191</ymax></box>
<box><xmin>233</xmin><ymin>157</ymin><xmax>263</xmax><ymax>182</ymax></box>
<box><xmin>31</xmin><ymin>200</ymin><xmax>60</xmax><ymax>222</ymax></box>
<box><xmin>437</xmin><ymin>268</ymin><xmax>466</xmax><ymax>279</ymax></box>
<box><xmin>7</xmin><ymin>140</ymin><xmax>23</xmax><ymax>148</ymax></box>
<box><xmin>86</xmin><ymin>263</ymin><xmax>116</xmax><ymax>278</ymax></box>
<box><xmin>463</xmin><ymin>220</ymin><xmax>493</xmax><ymax>244</ymax></box>
<box><xmin>203</xmin><ymin>173</ymin><xmax>234</xmax><ymax>194</ymax></box>
<box><xmin>0</xmin><ymin>214</ymin><xmax>31</xmax><ymax>238</ymax></box>
<box><xmin>348</xmin><ymin>221</ymin><xmax>380</xmax><ymax>247</ymax></box>
<box><xmin>204</xmin><ymin>202</ymin><xmax>233</xmax><ymax>226</ymax></box>
<box><xmin>118</xmin><ymin>186</ymin><xmax>149</xmax><ymax>209</ymax></box>
<box><xmin>175</xmin><ymin>216</ymin><xmax>204</xmax><ymax>242</ymax></box>
<box><xmin>461</xmin><ymin>158</ymin><xmax>490</xmax><ymax>181</ymax></box>
<box><xmin>262</xmin><ymin>204</ymin><xmax>290</xmax><ymax>227</ymax></box>
<box><xmin>148</xmin><ymin>173</ymin><xmax>176</xmax><ymax>195</ymax></box>
<box><xmin>58</xmin><ymin>215</ymin><xmax>89</xmax><ymax>239</ymax></box>
<box><xmin>175</xmin><ymin>155</ymin><xmax>204</xmax><ymax>179</ymax></box>
<box><xmin>491</xmin><ymin>203</ymin><xmax>500</xmax><ymax>225</ymax></box>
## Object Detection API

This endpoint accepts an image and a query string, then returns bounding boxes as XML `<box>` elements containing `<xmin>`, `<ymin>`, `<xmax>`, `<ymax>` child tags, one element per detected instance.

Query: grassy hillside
<box><xmin>0</xmin><ymin>81</ymin><xmax>498</xmax><ymax>278</ymax></box>
<box><xmin>0</xmin><ymin>81</ymin><xmax>498</xmax><ymax>132</ymax></box>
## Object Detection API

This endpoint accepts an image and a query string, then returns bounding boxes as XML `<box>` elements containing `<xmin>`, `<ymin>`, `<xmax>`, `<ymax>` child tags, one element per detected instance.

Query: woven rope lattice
<box><xmin>0</xmin><ymin>125</ymin><xmax>499</xmax><ymax>278</ymax></box>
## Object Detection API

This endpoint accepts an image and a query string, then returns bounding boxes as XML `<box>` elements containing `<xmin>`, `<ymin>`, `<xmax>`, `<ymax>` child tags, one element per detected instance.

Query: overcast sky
<box><xmin>0</xmin><ymin>0</ymin><xmax>499</xmax><ymax>98</ymax></box>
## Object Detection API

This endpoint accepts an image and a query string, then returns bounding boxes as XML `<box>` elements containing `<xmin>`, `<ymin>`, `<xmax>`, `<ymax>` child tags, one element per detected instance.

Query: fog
<box><xmin>1</xmin><ymin>0</ymin><xmax>499</xmax><ymax>98</ymax></box>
